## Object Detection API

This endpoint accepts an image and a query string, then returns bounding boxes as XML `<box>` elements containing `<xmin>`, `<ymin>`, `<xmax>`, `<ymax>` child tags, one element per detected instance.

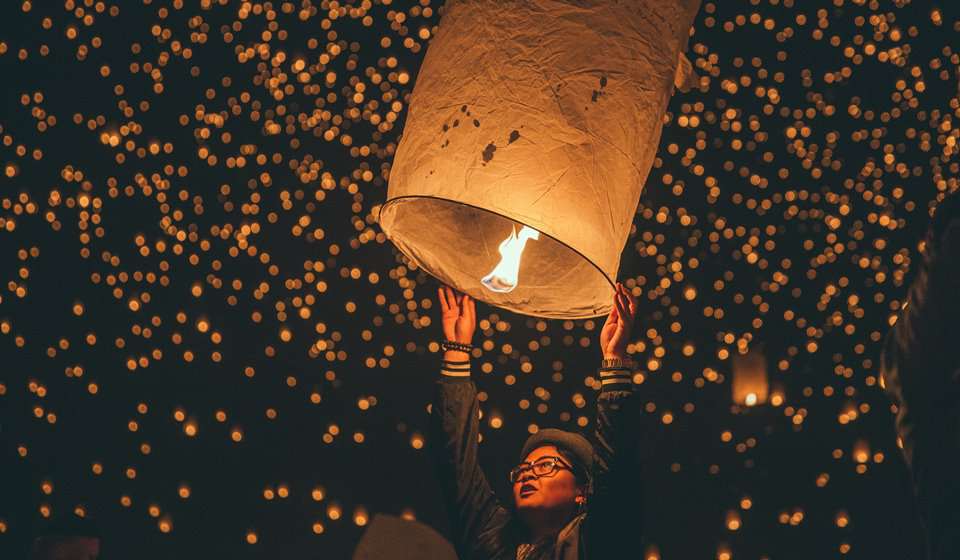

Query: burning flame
<box><xmin>481</xmin><ymin>225</ymin><xmax>540</xmax><ymax>293</ymax></box>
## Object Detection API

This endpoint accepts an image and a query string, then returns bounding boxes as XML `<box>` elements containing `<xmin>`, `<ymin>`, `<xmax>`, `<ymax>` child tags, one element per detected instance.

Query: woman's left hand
<box><xmin>599</xmin><ymin>282</ymin><xmax>638</xmax><ymax>360</ymax></box>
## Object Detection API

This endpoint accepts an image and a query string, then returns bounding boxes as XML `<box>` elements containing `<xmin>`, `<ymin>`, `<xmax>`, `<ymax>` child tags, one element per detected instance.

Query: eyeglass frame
<box><xmin>508</xmin><ymin>455</ymin><xmax>574</xmax><ymax>484</ymax></box>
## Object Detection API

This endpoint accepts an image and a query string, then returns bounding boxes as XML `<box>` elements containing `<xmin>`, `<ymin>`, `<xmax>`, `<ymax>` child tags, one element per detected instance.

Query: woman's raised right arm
<box><xmin>427</xmin><ymin>286</ymin><xmax>515</xmax><ymax>560</ymax></box>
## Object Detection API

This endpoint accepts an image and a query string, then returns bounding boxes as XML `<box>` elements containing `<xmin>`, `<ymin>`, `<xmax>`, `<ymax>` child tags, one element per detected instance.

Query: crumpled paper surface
<box><xmin>380</xmin><ymin>0</ymin><xmax>701</xmax><ymax>318</ymax></box>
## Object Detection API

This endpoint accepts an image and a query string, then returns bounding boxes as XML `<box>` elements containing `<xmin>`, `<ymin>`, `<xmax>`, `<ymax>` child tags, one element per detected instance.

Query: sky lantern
<box><xmin>732</xmin><ymin>348</ymin><xmax>769</xmax><ymax>407</ymax></box>
<box><xmin>379</xmin><ymin>0</ymin><xmax>702</xmax><ymax>318</ymax></box>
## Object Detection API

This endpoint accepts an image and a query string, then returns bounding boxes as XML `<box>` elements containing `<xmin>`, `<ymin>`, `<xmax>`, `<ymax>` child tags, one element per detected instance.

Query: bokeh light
<box><xmin>1</xmin><ymin>0</ymin><xmax>958</xmax><ymax>558</ymax></box>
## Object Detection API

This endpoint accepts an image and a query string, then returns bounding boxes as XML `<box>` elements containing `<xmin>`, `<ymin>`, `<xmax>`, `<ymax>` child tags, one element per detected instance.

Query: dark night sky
<box><xmin>1</xmin><ymin>0</ymin><xmax>957</xmax><ymax>558</ymax></box>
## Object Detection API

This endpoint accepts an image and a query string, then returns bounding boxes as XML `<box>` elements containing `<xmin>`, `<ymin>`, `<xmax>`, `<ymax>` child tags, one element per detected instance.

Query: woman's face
<box><xmin>512</xmin><ymin>445</ymin><xmax>581</xmax><ymax>513</ymax></box>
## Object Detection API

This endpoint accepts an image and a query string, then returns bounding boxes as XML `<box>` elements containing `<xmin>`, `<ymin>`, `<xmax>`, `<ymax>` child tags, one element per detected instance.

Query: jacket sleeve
<box><xmin>881</xmin><ymin>203</ymin><xmax>960</xmax><ymax>560</ymax></box>
<box><xmin>428</xmin><ymin>358</ymin><xmax>515</xmax><ymax>560</ymax></box>
<box><xmin>581</xmin><ymin>367</ymin><xmax>644</xmax><ymax>560</ymax></box>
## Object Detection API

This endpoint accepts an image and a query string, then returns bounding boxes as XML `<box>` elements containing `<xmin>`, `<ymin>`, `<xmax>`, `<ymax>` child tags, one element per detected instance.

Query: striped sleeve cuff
<box><xmin>598</xmin><ymin>367</ymin><xmax>633</xmax><ymax>392</ymax></box>
<box><xmin>441</xmin><ymin>359</ymin><xmax>471</xmax><ymax>377</ymax></box>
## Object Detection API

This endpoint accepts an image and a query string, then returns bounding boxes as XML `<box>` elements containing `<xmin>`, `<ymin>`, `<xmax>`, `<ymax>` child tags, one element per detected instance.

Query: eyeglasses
<box><xmin>509</xmin><ymin>456</ymin><xmax>573</xmax><ymax>483</ymax></box>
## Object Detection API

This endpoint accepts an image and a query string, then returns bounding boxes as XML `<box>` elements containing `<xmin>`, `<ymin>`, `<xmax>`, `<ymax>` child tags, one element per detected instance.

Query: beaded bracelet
<box><xmin>441</xmin><ymin>339</ymin><xmax>473</xmax><ymax>353</ymax></box>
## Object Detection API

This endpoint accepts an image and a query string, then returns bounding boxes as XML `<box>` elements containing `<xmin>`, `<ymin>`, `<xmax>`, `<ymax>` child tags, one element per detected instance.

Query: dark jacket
<box><xmin>881</xmin><ymin>197</ymin><xmax>960</xmax><ymax>560</ymax></box>
<box><xmin>428</xmin><ymin>362</ymin><xmax>642</xmax><ymax>560</ymax></box>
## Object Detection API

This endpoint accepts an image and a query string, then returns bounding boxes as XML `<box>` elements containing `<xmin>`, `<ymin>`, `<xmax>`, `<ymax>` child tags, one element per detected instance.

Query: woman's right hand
<box><xmin>438</xmin><ymin>285</ymin><xmax>476</xmax><ymax>345</ymax></box>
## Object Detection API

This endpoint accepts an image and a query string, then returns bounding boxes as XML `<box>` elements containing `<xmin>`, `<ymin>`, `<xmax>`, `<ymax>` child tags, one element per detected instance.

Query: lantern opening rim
<box><xmin>379</xmin><ymin>194</ymin><xmax>620</xmax><ymax>318</ymax></box>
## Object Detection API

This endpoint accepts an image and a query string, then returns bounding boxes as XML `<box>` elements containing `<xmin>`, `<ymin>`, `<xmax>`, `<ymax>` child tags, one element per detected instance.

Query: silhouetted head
<box><xmin>31</xmin><ymin>517</ymin><xmax>101</xmax><ymax>560</ymax></box>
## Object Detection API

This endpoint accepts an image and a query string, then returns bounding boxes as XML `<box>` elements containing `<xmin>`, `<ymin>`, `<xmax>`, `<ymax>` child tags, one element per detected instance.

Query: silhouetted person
<box><xmin>881</xmin><ymin>193</ymin><xmax>960</xmax><ymax>559</ymax></box>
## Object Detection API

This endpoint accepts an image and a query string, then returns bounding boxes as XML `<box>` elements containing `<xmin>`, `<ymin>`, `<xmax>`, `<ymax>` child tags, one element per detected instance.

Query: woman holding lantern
<box><xmin>428</xmin><ymin>283</ymin><xmax>643</xmax><ymax>560</ymax></box>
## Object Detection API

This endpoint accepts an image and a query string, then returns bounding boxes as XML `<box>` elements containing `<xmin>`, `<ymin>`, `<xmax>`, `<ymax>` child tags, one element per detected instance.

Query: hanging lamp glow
<box><xmin>379</xmin><ymin>0</ymin><xmax>702</xmax><ymax>318</ymax></box>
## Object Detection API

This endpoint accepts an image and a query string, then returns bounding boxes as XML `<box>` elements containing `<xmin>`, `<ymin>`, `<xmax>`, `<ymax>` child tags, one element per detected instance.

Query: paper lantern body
<box><xmin>380</xmin><ymin>0</ymin><xmax>701</xmax><ymax>318</ymax></box>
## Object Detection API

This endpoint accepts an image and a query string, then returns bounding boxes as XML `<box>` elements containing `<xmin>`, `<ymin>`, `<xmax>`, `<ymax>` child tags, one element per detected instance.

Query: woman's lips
<box><xmin>519</xmin><ymin>484</ymin><xmax>537</xmax><ymax>497</ymax></box>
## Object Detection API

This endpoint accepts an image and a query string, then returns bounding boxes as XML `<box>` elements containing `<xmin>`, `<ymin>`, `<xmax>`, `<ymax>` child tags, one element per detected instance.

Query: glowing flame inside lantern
<box><xmin>481</xmin><ymin>225</ymin><xmax>540</xmax><ymax>293</ymax></box>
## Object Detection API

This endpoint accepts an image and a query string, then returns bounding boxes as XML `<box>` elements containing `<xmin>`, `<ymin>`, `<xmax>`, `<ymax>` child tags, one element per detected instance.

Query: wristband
<box><xmin>600</xmin><ymin>357</ymin><xmax>636</xmax><ymax>370</ymax></box>
<box><xmin>441</xmin><ymin>339</ymin><xmax>473</xmax><ymax>353</ymax></box>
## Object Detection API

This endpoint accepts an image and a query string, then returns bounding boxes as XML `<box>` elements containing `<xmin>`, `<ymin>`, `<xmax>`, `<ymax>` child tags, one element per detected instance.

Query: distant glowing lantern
<box><xmin>732</xmin><ymin>349</ymin><xmax>769</xmax><ymax>406</ymax></box>
<box><xmin>853</xmin><ymin>439</ymin><xmax>871</xmax><ymax>464</ymax></box>
<box><xmin>379</xmin><ymin>0</ymin><xmax>701</xmax><ymax>318</ymax></box>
